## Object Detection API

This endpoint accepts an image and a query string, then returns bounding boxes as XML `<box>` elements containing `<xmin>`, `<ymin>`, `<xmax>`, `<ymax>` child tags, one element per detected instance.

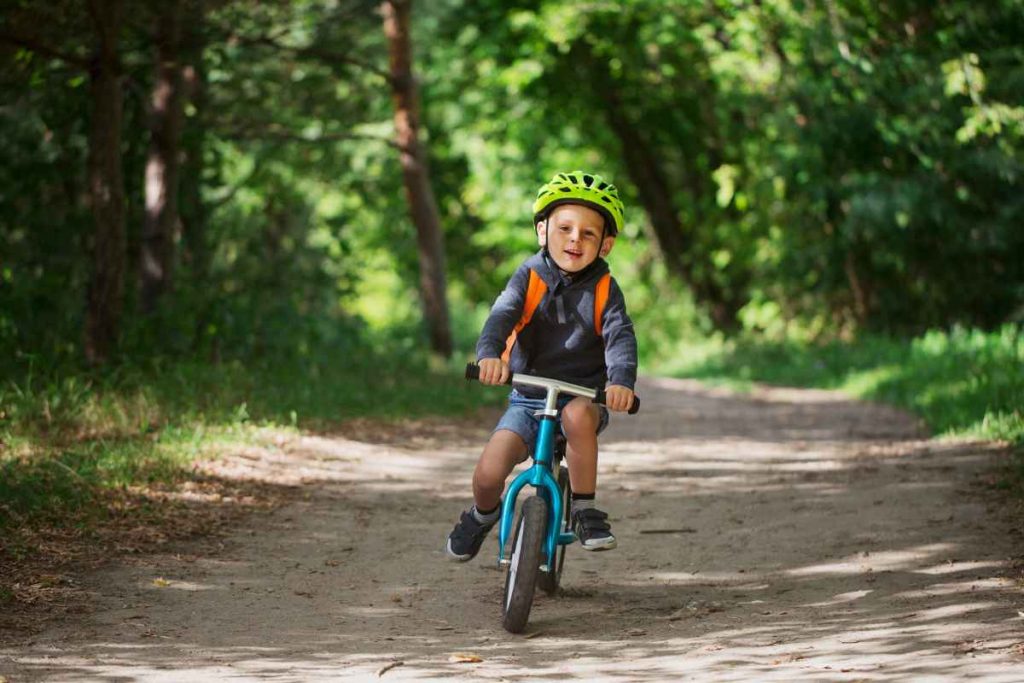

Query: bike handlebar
<box><xmin>465</xmin><ymin>363</ymin><xmax>640</xmax><ymax>415</ymax></box>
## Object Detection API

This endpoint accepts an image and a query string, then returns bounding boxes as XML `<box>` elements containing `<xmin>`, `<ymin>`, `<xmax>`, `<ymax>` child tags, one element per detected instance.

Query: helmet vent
<box><xmin>532</xmin><ymin>170</ymin><xmax>624</xmax><ymax>236</ymax></box>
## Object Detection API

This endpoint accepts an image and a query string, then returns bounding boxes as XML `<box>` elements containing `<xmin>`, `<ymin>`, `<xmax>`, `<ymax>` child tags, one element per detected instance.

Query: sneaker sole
<box><xmin>445</xmin><ymin>537</ymin><xmax>475</xmax><ymax>562</ymax></box>
<box><xmin>580</xmin><ymin>537</ymin><xmax>617</xmax><ymax>551</ymax></box>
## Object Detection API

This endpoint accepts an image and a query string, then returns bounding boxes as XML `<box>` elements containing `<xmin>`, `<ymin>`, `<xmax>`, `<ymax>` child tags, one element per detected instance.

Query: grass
<box><xmin>4</xmin><ymin>321</ymin><xmax>1022</xmax><ymax>544</ymax></box>
<box><xmin>0</xmin><ymin>338</ymin><xmax>500</xmax><ymax>532</ymax></box>
<box><xmin>654</xmin><ymin>325</ymin><xmax>1023</xmax><ymax>445</ymax></box>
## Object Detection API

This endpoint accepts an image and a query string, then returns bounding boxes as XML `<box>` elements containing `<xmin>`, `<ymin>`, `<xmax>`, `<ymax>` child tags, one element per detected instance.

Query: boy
<box><xmin>445</xmin><ymin>171</ymin><xmax>638</xmax><ymax>561</ymax></box>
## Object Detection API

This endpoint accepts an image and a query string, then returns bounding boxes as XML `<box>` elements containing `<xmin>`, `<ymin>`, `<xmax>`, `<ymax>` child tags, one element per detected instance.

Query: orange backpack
<box><xmin>501</xmin><ymin>269</ymin><xmax>612</xmax><ymax>363</ymax></box>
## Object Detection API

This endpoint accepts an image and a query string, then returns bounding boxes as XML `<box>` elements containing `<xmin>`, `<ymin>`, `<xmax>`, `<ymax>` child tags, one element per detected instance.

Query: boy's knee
<box><xmin>481</xmin><ymin>429</ymin><xmax>529</xmax><ymax>468</ymax></box>
<box><xmin>562</xmin><ymin>399</ymin><xmax>598</xmax><ymax>437</ymax></box>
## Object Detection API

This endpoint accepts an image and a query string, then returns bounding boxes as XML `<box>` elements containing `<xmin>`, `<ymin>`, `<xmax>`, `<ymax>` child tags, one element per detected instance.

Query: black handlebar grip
<box><xmin>592</xmin><ymin>390</ymin><xmax>641</xmax><ymax>415</ymax></box>
<box><xmin>465</xmin><ymin>362</ymin><xmax>513</xmax><ymax>385</ymax></box>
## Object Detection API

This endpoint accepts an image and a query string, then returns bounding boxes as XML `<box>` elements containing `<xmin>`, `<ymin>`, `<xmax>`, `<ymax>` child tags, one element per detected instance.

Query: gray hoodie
<box><xmin>476</xmin><ymin>251</ymin><xmax>638</xmax><ymax>398</ymax></box>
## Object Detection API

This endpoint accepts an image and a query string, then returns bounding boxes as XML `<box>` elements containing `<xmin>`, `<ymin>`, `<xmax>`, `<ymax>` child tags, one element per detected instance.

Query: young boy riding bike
<box><xmin>446</xmin><ymin>171</ymin><xmax>638</xmax><ymax>562</ymax></box>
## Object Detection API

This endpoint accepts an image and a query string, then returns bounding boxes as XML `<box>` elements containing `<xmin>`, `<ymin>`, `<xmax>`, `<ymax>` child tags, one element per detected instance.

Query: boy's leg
<box><xmin>562</xmin><ymin>397</ymin><xmax>616</xmax><ymax>551</ymax></box>
<box><xmin>472</xmin><ymin>429</ymin><xmax>528</xmax><ymax>512</ymax></box>
<box><xmin>561</xmin><ymin>397</ymin><xmax>601</xmax><ymax>494</ymax></box>
<box><xmin>446</xmin><ymin>429</ymin><xmax>528</xmax><ymax>562</ymax></box>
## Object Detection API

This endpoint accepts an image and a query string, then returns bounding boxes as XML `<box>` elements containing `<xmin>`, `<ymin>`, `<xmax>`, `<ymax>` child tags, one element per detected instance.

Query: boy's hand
<box><xmin>478</xmin><ymin>358</ymin><xmax>511</xmax><ymax>385</ymax></box>
<box><xmin>604</xmin><ymin>384</ymin><xmax>635</xmax><ymax>412</ymax></box>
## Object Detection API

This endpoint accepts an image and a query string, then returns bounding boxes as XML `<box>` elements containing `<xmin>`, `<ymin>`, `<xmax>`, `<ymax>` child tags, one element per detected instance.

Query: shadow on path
<box><xmin>2</xmin><ymin>377</ymin><xmax>1022</xmax><ymax>681</ymax></box>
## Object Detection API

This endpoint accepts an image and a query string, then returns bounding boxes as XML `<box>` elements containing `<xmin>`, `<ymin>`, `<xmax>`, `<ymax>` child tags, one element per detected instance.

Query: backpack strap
<box><xmin>594</xmin><ymin>273</ymin><xmax>612</xmax><ymax>337</ymax></box>
<box><xmin>502</xmin><ymin>270</ymin><xmax>612</xmax><ymax>362</ymax></box>
<box><xmin>501</xmin><ymin>269</ymin><xmax>548</xmax><ymax>363</ymax></box>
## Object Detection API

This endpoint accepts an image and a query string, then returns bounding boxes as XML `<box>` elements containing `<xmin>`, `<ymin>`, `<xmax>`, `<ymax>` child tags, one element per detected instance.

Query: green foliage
<box><xmin>0</xmin><ymin>46</ymin><xmax>92</xmax><ymax>358</ymax></box>
<box><xmin>0</xmin><ymin>330</ymin><xmax>503</xmax><ymax>526</ymax></box>
<box><xmin>658</xmin><ymin>325</ymin><xmax>1024</xmax><ymax>445</ymax></box>
<box><xmin>746</xmin><ymin>1</ymin><xmax>1024</xmax><ymax>334</ymax></box>
<box><xmin>2</xmin><ymin>1</ymin><xmax>1023</xmax><ymax>533</ymax></box>
<box><xmin>4</xmin><ymin>0</ymin><xmax>1022</xmax><ymax>366</ymax></box>
<box><xmin>427</xmin><ymin>0</ymin><xmax>1024</xmax><ymax>333</ymax></box>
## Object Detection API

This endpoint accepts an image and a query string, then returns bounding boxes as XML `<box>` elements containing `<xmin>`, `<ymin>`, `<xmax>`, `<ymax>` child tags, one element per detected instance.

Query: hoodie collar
<box><xmin>526</xmin><ymin>250</ymin><xmax>609</xmax><ymax>291</ymax></box>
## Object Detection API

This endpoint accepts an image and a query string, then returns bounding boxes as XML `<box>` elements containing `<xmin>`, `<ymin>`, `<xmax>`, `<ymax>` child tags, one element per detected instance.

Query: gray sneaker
<box><xmin>572</xmin><ymin>508</ymin><xmax>617</xmax><ymax>551</ymax></box>
<box><xmin>445</xmin><ymin>509</ymin><xmax>497</xmax><ymax>561</ymax></box>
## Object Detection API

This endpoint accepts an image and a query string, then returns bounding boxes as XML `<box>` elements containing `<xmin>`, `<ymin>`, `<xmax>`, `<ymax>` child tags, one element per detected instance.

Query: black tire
<box><xmin>501</xmin><ymin>495</ymin><xmax>548</xmax><ymax>633</ymax></box>
<box><xmin>537</xmin><ymin>465</ymin><xmax>570</xmax><ymax>595</ymax></box>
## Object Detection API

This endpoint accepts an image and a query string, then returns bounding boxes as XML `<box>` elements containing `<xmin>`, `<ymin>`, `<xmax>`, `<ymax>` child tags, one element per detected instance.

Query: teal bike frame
<box><xmin>497</xmin><ymin>374</ymin><xmax>597</xmax><ymax>571</ymax></box>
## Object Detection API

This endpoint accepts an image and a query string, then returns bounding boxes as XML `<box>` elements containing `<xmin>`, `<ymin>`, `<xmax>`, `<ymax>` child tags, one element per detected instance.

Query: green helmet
<box><xmin>532</xmin><ymin>171</ymin><xmax>625</xmax><ymax>236</ymax></box>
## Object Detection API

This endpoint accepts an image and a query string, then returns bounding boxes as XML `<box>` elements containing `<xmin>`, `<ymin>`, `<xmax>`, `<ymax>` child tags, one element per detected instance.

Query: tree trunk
<box><xmin>576</xmin><ymin>42</ymin><xmax>744</xmax><ymax>331</ymax></box>
<box><xmin>84</xmin><ymin>0</ymin><xmax>126</xmax><ymax>364</ymax></box>
<box><xmin>594</xmin><ymin>65</ymin><xmax>742</xmax><ymax>330</ymax></box>
<box><xmin>382</xmin><ymin>0</ymin><xmax>453</xmax><ymax>357</ymax></box>
<box><xmin>179</xmin><ymin>0</ymin><xmax>209</xmax><ymax>283</ymax></box>
<box><xmin>176</xmin><ymin>0</ymin><xmax>215</xmax><ymax>354</ymax></box>
<box><xmin>140</xmin><ymin>0</ymin><xmax>185</xmax><ymax>314</ymax></box>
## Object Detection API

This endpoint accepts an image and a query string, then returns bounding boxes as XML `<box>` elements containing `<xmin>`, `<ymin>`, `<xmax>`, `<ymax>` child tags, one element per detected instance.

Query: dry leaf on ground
<box><xmin>448</xmin><ymin>653</ymin><xmax>483</xmax><ymax>663</ymax></box>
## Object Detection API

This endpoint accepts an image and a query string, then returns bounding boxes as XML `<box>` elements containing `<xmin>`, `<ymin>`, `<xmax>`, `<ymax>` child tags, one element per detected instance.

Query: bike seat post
<box><xmin>530</xmin><ymin>385</ymin><xmax>561</xmax><ymax>472</ymax></box>
<box><xmin>544</xmin><ymin>384</ymin><xmax>560</xmax><ymax>414</ymax></box>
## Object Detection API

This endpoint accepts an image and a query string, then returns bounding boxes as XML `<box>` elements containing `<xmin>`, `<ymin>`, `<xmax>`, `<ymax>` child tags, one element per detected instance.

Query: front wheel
<box><xmin>502</xmin><ymin>495</ymin><xmax>548</xmax><ymax>633</ymax></box>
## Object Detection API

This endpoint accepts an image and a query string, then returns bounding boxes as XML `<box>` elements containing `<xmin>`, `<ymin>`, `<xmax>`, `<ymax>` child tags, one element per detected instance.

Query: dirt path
<box><xmin>2</xmin><ymin>377</ymin><xmax>1022</xmax><ymax>681</ymax></box>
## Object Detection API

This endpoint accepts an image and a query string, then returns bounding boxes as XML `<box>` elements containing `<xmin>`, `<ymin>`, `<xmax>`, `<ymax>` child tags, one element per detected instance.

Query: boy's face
<box><xmin>536</xmin><ymin>204</ymin><xmax>615</xmax><ymax>274</ymax></box>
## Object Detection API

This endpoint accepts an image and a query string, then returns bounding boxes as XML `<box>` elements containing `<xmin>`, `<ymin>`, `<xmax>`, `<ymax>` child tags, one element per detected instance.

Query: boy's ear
<box><xmin>536</xmin><ymin>220</ymin><xmax>547</xmax><ymax>246</ymax></box>
<box><xmin>599</xmin><ymin>235</ymin><xmax>616</xmax><ymax>258</ymax></box>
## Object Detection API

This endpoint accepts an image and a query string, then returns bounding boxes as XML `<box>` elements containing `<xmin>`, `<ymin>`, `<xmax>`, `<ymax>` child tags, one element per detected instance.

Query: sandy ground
<box><xmin>1</xmin><ymin>376</ymin><xmax>1022</xmax><ymax>681</ymax></box>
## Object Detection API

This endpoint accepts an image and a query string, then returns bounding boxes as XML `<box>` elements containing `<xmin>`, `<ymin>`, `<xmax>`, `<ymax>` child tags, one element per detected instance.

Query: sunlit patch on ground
<box><xmin>2</xmin><ymin>378</ymin><xmax>1021</xmax><ymax>680</ymax></box>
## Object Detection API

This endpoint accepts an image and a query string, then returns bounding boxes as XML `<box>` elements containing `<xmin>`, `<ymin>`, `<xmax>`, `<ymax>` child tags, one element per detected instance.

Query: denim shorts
<box><xmin>494</xmin><ymin>390</ymin><xmax>610</xmax><ymax>460</ymax></box>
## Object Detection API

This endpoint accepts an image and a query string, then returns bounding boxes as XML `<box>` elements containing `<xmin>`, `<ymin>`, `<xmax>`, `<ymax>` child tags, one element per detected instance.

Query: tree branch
<box><xmin>206</xmin><ymin>156</ymin><xmax>264</xmax><ymax>212</ymax></box>
<box><xmin>209</xmin><ymin>26</ymin><xmax>391</xmax><ymax>82</ymax></box>
<box><xmin>0</xmin><ymin>31</ymin><xmax>91</xmax><ymax>70</ymax></box>
<box><xmin>254</xmin><ymin>34</ymin><xmax>391</xmax><ymax>81</ymax></box>
<box><xmin>218</xmin><ymin>123</ymin><xmax>402</xmax><ymax>150</ymax></box>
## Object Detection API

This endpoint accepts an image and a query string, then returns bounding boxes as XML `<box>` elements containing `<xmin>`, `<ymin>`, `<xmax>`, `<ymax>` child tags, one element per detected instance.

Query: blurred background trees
<box><xmin>1</xmin><ymin>0</ymin><xmax>1022</xmax><ymax>371</ymax></box>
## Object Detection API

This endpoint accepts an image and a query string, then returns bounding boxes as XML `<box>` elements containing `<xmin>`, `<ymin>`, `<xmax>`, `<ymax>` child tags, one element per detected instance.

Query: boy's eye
<box><xmin>555</xmin><ymin>224</ymin><xmax>597</xmax><ymax>239</ymax></box>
